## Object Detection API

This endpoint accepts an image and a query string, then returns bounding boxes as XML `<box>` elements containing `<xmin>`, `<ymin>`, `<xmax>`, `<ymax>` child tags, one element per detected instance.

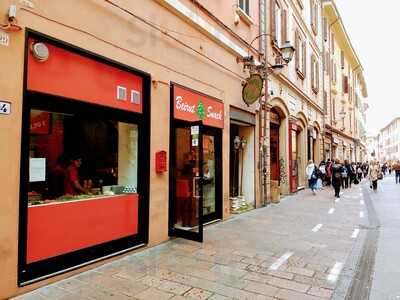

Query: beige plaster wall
<box><xmin>0</xmin><ymin>0</ymin><xmax>260</xmax><ymax>298</ymax></box>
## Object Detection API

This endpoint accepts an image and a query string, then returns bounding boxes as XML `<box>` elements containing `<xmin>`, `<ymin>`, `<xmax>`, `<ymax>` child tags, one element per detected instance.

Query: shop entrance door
<box><xmin>170</xmin><ymin>121</ymin><xmax>222</xmax><ymax>242</ymax></box>
<box><xmin>170</xmin><ymin>122</ymin><xmax>205</xmax><ymax>242</ymax></box>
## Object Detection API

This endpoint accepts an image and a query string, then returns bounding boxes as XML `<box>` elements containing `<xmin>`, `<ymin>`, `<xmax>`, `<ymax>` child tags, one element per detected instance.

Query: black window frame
<box><xmin>18</xmin><ymin>29</ymin><xmax>151</xmax><ymax>285</ymax></box>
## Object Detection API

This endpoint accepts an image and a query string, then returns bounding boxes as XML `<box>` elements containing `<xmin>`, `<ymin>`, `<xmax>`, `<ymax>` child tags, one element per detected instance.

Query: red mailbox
<box><xmin>155</xmin><ymin>151</ymin><xmax>167</xmax><ymax>173</ymax></box>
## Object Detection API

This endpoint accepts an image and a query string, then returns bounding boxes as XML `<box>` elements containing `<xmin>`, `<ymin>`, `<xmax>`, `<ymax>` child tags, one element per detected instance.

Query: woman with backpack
<box><xmin>306</xmin><ymin>160</ymin><xmax>318</xmax><ymax>195</ymax></box>
<box><xmin>332</xmin><ymin>159</ymin><xmax>344</xmax><ymax>198</ymax></box>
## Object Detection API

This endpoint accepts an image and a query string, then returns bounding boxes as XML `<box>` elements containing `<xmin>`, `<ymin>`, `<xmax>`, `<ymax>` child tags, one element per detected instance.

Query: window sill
<box><xmin>236</xmin><ymin>8</ymin><xmax>253</xmax><ymax>26</ymax></box>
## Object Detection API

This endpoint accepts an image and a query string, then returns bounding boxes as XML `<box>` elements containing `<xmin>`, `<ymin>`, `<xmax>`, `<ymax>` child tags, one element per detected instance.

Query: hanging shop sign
<box><xmin>27</xmin><ymin>39</ymin><xmax>143</xmax><ymax>113</ymax></box>
<box><xmin>173</xmin><ymin>85</ymin><xmax>224</xmax><ymax>128</ymax></box>
<box><xmin>242</xmin><ymin>74</ymin><xmax>264</xmax><ymax>106</ymax></box>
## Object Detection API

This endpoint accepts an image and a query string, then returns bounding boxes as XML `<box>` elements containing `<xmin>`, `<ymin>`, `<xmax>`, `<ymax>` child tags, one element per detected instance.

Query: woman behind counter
<box><xmin>64</xmin><ymin>154</ymin><xmax>88</xmax><ymax>196</ymax></box>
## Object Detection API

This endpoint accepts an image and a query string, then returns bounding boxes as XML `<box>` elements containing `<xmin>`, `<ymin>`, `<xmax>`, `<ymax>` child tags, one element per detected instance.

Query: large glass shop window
<box><xmin>26</xmin><ymin>108</ymin><xmax>140</xmax><ymax>264</ymax></box>
<box><xmin>28</xmin><ymin>109</ymin><xmax>138</xmax><ymax>204</ymax></box>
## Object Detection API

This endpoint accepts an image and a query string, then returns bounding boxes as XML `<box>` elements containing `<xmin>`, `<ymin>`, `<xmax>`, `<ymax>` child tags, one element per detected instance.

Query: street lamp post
<box><xmin>239</xmin><ymin>36</ymin><xmax>295</xmax><ymax>206</ymax></box>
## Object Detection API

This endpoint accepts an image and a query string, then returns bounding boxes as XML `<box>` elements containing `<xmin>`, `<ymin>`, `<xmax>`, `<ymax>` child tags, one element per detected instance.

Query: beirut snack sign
<box><xmin>173</xmin><ymin>85</ymin><xmax>224</xmax><ymax>128</ymax></box>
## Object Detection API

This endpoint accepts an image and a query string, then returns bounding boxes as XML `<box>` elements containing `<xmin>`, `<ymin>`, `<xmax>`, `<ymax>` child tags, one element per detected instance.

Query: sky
<box><xmin>335</xmin><ymin>0</ymin><xmax>400</xmax><ymax>135</ymax></box>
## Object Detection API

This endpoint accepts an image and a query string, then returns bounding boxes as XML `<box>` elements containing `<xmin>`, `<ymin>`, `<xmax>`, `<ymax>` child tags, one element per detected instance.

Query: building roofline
<box><xmin>380</xmin><ymin>117</ymin><xmax>400</xmax><ymax>132</ymax></box>
<box><xmin>323</xmin><ymin>0</ymin><xmax>368</xmax><ymax>98</ymax></box>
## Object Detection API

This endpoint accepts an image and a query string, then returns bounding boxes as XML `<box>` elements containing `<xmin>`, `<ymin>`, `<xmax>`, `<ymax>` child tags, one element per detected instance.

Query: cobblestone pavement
<box><xmin>14</xmin><ymin>183</ymin><xmax>367</xmax><ymax>300</ymax></box>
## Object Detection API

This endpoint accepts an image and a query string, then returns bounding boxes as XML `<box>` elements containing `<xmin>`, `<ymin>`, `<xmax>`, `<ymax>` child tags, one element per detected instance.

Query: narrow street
<box><xmin>368</xmin><ymin>175</ymin><xmax>400</xmax><ymax>300</ymax></box>
<box><xmin>14</xmin><ymin>183</ymin><xmax>369</xmax><ymax>300</ymax></box>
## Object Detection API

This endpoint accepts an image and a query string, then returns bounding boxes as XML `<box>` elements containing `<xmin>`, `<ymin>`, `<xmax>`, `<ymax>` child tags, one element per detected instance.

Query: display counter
<box><xmin>27</xmin><ymin>194</ymin><xmax>139</xmax><ymax>263</ymax></box>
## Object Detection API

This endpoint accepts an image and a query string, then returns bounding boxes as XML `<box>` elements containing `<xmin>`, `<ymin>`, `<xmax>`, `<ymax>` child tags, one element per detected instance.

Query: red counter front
<box><xmin>27</xmin><ymin>194</ymin><xmax>139</xmax><ymax>264</ymax></box>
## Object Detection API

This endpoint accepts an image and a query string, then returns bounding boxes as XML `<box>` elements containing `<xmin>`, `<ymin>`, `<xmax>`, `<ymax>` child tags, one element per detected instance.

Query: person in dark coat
<box><xmin>331</xmin><ymin>159</ymin><xmax>344</xmax><ymax>198</ymax></box>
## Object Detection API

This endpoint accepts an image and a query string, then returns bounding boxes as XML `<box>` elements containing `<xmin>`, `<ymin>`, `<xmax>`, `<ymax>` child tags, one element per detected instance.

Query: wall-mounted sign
<box><xmin>242</xmin><ymin>74</ymin><xmax>264</xmax><ymax>106</ymax></box>
<box><xmin>0</xmin><ymin>101</ymin><xmax>11</xmax><ymax>115</ymax></box>
<box><xmin>0</xmin><ymin>31</ymin><xmax>9</xmax><ymax>47</ymax></box>
<box><xmin>173</xmin><ymin>85</ymin><xmax>224</xmax><ymax>128</ymax></box>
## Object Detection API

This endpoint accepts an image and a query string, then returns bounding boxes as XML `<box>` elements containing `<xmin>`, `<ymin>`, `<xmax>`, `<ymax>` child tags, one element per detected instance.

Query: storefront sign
<box><xmin>27</xmin><ymin>39</ymin><xmax>143</xmax><ymax>113</ymax></box>
<box><xmin>173</xmin><ymin>85</ymin><xmax>224</xmax><ymax>128</ymax></box>
<box><xmin>0</xmin><ymin>101</ymin><xmax>11</xmax><ymax>115</ymax></box>
<box><xmin>242</xmin><ymin>74</ymin><xmax>264</xmax><ymax>106</ymax></box>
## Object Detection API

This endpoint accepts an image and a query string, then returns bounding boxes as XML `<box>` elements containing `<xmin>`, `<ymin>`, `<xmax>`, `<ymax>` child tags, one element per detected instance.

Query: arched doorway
<box><xmin>291</xmin><ymin>113</ymin><xmax>308</xmax><ymax>191</ymax></box>
<box><xmin>268</xmin><ymin>99</ymin><xmax>289</xmax><ymax>197</ymax></box>
<box><xmin>270</xmin><ymin>108</ymin><xmax>281</xmax><ymax>184</ymax></box>
<box><xmin>313</xmin><ymin>122</ymin><xmax>322</xmax><ymax>164</ymax></box>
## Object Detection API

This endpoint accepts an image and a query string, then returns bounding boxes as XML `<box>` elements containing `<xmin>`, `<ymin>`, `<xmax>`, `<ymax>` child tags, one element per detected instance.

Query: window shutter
<box><xmin>311</xmin><ymin>55</ymin><xmax>315</xmax><ymax>89</ymax></box>
<box><xmin>333</xmin><ymin>97</ymin><xmax>336</xmax><ymax>120</ymax></box>
<box><xmin>302</xmin><ymin>41</ymin><xmax>307</xmax><ymax>76</ymax></box>
<box><xmin>314</xmin><ymin>2</ymin><xmax>318</xmax><ymax>34</ymax></box>
<box><xmin>310</xmin><ymin>0</ymin><xmax>314</xmax><ymax>27</ymax></box>
<box><xmin>295</xmin><ymin>31</ymin><xmax>300</xmax><ymax>71</ymax></box>
<box><xmin>245</xmin><ymin>0</ymin><xmax>250</xmax><ymax>15</ymax></box>
<box><xmin>343</xmin><ymin>75</ymin><xmax>349</xmax><ymax>93</ymax></box>
<box><xmin>271</xmin><ymin>0</ymin><xmax>276</xmax><ymax>42</ymax></box>
<box><xmin>323</xmin><ymin>91</ymin><xmax>328</xmax><ymax>114</ymax></box>
<box><xmin>281</xmin><ymin>9</ymin><xmax>288</xmax><ymax>43</ymax></box>
<box><xmin>323</xmin><ymin>18</ymin><xmax>328</xmax><ymax>41</ymax></box>
<box><xmin>331</xmin><ymin>33</ymin><xmax>335</xmax><ymax>54</ymax></box>
<box><xmin>341</xmin><ymin>50</ymin><xmax>345</xmax><ymax>69</ymax></box>
<box><xmin>316</xmin><ymin>61</ymin><xmax>319</xmax><ymax>92</ymax></box>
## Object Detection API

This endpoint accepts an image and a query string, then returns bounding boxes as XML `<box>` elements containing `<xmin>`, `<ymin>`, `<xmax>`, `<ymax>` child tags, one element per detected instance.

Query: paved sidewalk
<box><xmin>14</xmin><ymin>184</ymin><xmax>367</xmax><ymax>300</ymax></box>
<box><xmin>369</xmin><ymin>175</ymin><xmax>400</xmax><ymax>300</ymax></box>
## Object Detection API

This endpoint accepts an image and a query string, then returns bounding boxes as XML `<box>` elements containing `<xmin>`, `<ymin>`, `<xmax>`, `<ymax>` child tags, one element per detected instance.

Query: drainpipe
<box><xmin>321</xmin><ymin>0</ymin><xmax>326</xmax><ymax>161</ymax></box>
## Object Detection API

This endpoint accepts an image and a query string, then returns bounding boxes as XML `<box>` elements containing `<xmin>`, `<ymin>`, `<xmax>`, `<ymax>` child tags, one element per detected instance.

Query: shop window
<box><xmin>28</xmin><ymin>109</ymin><xmax>138</xmax><ymax>204</ymax></box>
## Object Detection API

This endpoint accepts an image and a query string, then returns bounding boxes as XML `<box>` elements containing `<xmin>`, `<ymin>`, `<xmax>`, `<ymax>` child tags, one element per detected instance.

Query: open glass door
<box><xmin>170</xmin><ymin>122</ymin><xmax>204</xmax><ymax>242</ymax></box>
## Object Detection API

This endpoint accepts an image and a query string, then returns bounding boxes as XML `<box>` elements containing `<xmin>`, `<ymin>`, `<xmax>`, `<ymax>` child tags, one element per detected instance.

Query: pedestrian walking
<box><xmin>369</xmin><ymin>161</ymin><xmax>381</xmax><ymax>191</ymax></box>
<box><xmin>393</xmin><ymin>160</ymin><xmax>400</xmax><ymax>184</ymax></box>
<box><xmin>332</xmin><ymin>159</ymin><xmax>343</xmax><ymax>198</ymax></box>
<box><xmin>318</xmin><ymin>161</ymin><xmax>326</xmax><ymax>188</ymax></box>
<box><xmin>325</xmin><ymin>159</ymin><xmax>333</xmax><ymax>186</ymax></box>
<box><xmin>356</xmin><ymin>163</ymin><xmax>363</xmax><ymax>182</ymax></box>
<box><xmin>306</xmin><ymin>160</ymin><xmax>318</xmax><ymax>195</ymax></box>
<box><xmin>343</xmin><ymin>160</ymin><xmax>352</xmax><ymax>189</ymax></box>
<box><xmin>341</xmin><ymin>160</ymin><xmax>348</xmax><ymax>189</ymax></box>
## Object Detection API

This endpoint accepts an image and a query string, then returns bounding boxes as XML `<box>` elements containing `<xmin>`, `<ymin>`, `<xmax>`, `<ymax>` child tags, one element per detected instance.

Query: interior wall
<box><xmin>238</xmin><ymin>126</ymin><xmax>255</xmax><ymax>206</ymax></box>
<box><xmin>118</xmin><ymin>123</ymin><xmax>139</xmax><ymax>187</ymax></box>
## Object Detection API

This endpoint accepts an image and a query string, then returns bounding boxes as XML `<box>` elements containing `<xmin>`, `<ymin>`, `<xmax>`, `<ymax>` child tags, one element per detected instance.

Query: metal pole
<box><xmin>259</xmin><ymin>98</ymin><xmax>265</xmax><ymax>206</ymax></box>
<box><xmin>262</xmin><ymin>79</ymin><xmax>269</xmax><ymax>205</ymax></box>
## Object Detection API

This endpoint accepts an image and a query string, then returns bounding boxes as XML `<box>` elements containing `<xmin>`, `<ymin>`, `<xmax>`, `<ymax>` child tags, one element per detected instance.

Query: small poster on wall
<box><xmin>29</xmin><ymin>158</ymin><xmax>46</xmax><ymax>182</ymax></box>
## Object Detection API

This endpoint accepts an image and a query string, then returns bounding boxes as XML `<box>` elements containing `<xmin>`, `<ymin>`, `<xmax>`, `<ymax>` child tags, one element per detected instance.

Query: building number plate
<box><xmin>0</xmin><ymin>101</ymin><xmax>11</xmax><ymax>115</ymax></box>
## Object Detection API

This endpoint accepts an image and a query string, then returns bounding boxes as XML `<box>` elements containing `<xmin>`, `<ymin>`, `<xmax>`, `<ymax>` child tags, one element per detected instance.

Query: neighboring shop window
<box><xmin>28</xmin><ymin>109</ymin><xmax>138</xmax><ymax>205</ymax></box>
